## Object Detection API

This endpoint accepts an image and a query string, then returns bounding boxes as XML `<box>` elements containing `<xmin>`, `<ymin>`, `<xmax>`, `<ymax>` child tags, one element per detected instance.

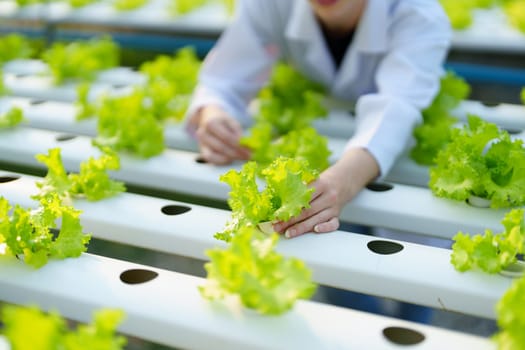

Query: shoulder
<box><xmin>233</xmin><ymin>0</ymin><xmax>296</xmax><ymax>38</ymax></box>
<box><xmin>236</xmin><ymin>0</ymin><xmax>294</xmax><ymax>17</ymax></box>
<box><xmin>388</xmin><ymin>0</ymin><xmax>449</xmax><ymax>25</ymax></box>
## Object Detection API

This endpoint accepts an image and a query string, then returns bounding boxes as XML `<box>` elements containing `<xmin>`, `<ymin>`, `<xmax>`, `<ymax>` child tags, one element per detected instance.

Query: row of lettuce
<box><xmin>3</xmin><ymin>34</ymin><xmax>525</xmax><ymax>210</ymax></box>
<box><xmin>440</xmin><ymin>0</ymin><xmax>525</xmax><ymax>32</ymax></box>
<box><xmin>0</xmin><ymin>34</ymin><xmax>525</xmax><ymax>348</ymax></box>
<box><xmin>12</xmin><ymin>0</ymin><xmax>235</xmax><ymax>16</ymax></box>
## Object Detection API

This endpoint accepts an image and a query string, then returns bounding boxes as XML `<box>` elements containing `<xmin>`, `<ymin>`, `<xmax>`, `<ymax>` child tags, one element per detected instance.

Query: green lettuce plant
<box><xmin>200</xmin><ymin>226</ymin><xmax>317</xmax><ymax>315</ymax></box>
<box><xmin>429</xmin><ymin>115</ymin><xmax>525</xmax><ymax>208</ymax></box>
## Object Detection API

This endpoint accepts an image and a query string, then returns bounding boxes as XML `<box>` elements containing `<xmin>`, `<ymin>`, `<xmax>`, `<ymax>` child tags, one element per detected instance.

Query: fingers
<box><xmin>273</xmin><ymin>181</ymin><xmax>331</xmax><ymax>231</ymax></box>
<box><xmin>313</xmin><ymin>217</ymin><xmax>340</xmax><ymax>233</ymax></box>
<box><xmin>283</xmin><ymin>210</ymin><xmax>340</xmax><ymax>239</ymax></box>
<box><xmin>198</xmin><ymin>128</ymin><xmax>244</xmax><ymax>160</ymax></box>
<box><xmin>273</xmin><ymin>190</ymin><xmax>341</xmax><ymax>239</ymax></box>
<box><xmin>195</xmin><ymin>110</ymin><xmax>251</xmax><ymax>164</ymax></box>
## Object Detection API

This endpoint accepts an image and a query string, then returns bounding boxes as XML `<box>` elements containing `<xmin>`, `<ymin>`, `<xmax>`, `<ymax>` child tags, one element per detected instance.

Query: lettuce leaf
<box><xmin>429</xmin><ymin>115</ymin><xmax>525</xmax><ymax>208</ymax></box>
<box><xmin>94</xmin><ymin>89</ymin><xmax>165</xmax><ymax>157</ymax></box>
<box><xmin>0</xmin><ymin>194</ymin><xmax>91</xmax><ymax>268</ymax></box>
<box><xmin>493</xmin><ymin>274</ymin><xmax>525</xmax><ymax>350</ymax></box>
<box><xmin>200</xmin><ymin>226</ymin><xmax>317</xmax><ymax>315</ymax></box>
<box><xmin>42</xmin><ymin>37</ymin><xmax>119</xmax><ymax>84</ymax></box>
<box><xmin>410</xmin><ymin>71</ymin><xmax>470</xmax><ymax>165</ymax></box>
<box><xmin>33</xmin><ymin>147</ymin><xmax>126</xmax><ymax>202</ymax></box>
<box><xmin>2</xmin><ymin>305</ymin><xmax>126</xmax><ymax>350</ymax></box>
<box><xmin>0</xmin><ymin>107</ymin><xmax>24</xmax><ymax>129</ymax></box>
<box><xmin>217</xmin><ymin>157</ymin><xmax>317</xmax><ymax>242</ymax></box>
<box><xmin>451</xmin><ymin>208</ymin><xmax>525</xmax><ymax>273</ymax></box>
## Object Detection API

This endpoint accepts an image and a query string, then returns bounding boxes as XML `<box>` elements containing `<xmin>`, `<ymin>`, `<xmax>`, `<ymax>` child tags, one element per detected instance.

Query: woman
<box><xmin>187</xmin><ymin>0</ymin><xmax>451</xmax><ymax>239</ymax></box>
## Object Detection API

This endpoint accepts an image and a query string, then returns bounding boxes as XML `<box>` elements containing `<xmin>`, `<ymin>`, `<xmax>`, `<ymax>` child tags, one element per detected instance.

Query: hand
<box><xmin>273</xmin><ymin>148</ymin><xmax>380</xmax><ymax>238</ymax></box>
<box><xmin>189</xmin><ymin>105</ymin><xmax>251</xmax><ymax>164</ymax></box>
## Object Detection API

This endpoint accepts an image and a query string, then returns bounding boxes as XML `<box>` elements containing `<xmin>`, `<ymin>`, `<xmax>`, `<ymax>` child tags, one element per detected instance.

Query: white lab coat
<box><xmin>187</xmin><ymin>0</ymin><xmax>451</xmax><ymax>177</ymax></box>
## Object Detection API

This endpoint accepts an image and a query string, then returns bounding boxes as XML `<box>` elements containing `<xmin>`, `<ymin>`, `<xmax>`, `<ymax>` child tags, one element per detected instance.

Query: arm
<box><xmin>275</xmin><ymin>2</ymin><xmax>452</xmax><ymax>237</ymax></box>
<box><xmin>186</xmin><ymin>0</ymin><xmax>281</xmax><ymax>164</ymax></box>
<box><xmin>348</xmin><ymin>2</ymin><xmax>452</xmax><ymax>177</ymax></box>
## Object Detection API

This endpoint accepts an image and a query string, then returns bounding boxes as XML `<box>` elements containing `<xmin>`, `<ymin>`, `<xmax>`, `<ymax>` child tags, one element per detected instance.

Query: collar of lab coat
<box><xmin>285</xmin><ymin>0</ymin><xmax>388</xmax><ymax>84</ymax></box>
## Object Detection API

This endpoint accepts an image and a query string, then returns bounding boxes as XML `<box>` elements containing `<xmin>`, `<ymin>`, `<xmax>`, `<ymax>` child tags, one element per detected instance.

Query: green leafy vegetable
<box><xmin>0</xmin><ymin>107</ymin><xmax>24</xmax><ymax>129</ymax></box>
<box><xmin>411</xmin><ymin>71</ymin><xmax>470</xmax><ymax>165</ymax></box>
<box><xmin>2</xmin><ymin>305</ymin><xmax>126</xmax><ymax>350</ymax></box>
<box><xmin>221</xmin><ymin>0</ymin><xmax>235</xmax><ymax>15</ymax></box>
<box><xmin>241</xmin><ymin>63</ymin><xmax>330</xmax><ymax>170</ymax></box>
<box><xmin>69</xmin><ymin>149</ymin><xmax>126</xmax><ymax>201</ymax></box>
<box><xmin>113</xmin><ymin>0</ymin><xmax>148</xmax><ymax>11</ymax></box>
<box><xmin>42</xmin><ymin>37</ymin><xmax>119</xmax><ymax>84</ymax></box>
<box><xmin>493</xmin><ymin>274</ymin><xmax>525</xmax><ymax>350</ymax></box>
<box><xmin>0</xmin><ymin>70</ymin><xmax>6</xmax><ymax>95</ymax></box>
<box><xmin>0</xmin><ymin>194</ymin><xmax>90</xmax><ymax>268</ymax></box>
<box><xmin>200</xmin><ymin>226</ymin><xmax>317</xmax><ymax>315</ymax></box>
<box><xmin>94</xmin><ymin>89</ymin><xmax>165</xmax><ymax>157</ymax></box>
<box><xmin>504</xmin><ymin>0</ymin><xmax>525</xmax><ymax>33</ymax></box>
<box><xmin>242</xmin><ymin>125</ymin><xmax>331</xmax><ymax>172</ymax></box>
<box><xmin>138</xmin><ymin>47</ymin><xmax>201</xmax><ymax>122</ymax></box>
<box><xmin>255</xmin><ymin>62</ymin><xmax>327</xmax><ymax>135</ymax></box>
<box><xmin>439</xmin><ymin>0</ymin><xmax>525</xmax><ymax>34</ymax></box>
<box><xmin>15</xmin><ymin>0</ymin><xmax>42</xmax><ymax>5</ymax></box>
<box><xmin>0</xmin><ymin>33</ymin><xmax>36</xmax><ymax>65</ymax></box>
<box><xmin>439</xmin><ymin>0</ymin><xmax>500</xmax><ymax>30</ymax></box>
<box><xmin>451</xmin><ymin>209</ymin><xmax>525</xmax><ymax>273</ymax></box>
<box><xmin>68</xmin><ymin>0</ymin><xmax>98</xmax><ymax>8</ymax></box>
<box><xmin>74</xmin><ymin>83</ymin><xmax>96</xmax><ymax>121</ymax></box>
<box><xmin>33</xmin><ymin>147</ymin><xmax>126</xmax><ymax>202</ymax></box>
<box><xmin>169</xmin><ymin>0</ymin><xmax>207</xmax><ymax>16</ymax></box>
<box><xmin>429</xmin><ymin>115</ymin><xmax>525</xmax><ymax>208</ymax></box>
<box><xmin>217</xmin><ymin>157</ymin><xmax>317</xmax><ymax>242</ymax></box>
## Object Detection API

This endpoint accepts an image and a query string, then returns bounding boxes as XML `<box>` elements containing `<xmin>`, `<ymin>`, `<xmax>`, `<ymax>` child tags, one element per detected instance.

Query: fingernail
<box><xmin>285</xmin><ymin>229</ymin><xmax>295</xmax><ymax>239</ymax></box>
<box><xmin>313</xmin><ymin>225</ymin><xmax>320</xmax><ymax>233</ymax></box>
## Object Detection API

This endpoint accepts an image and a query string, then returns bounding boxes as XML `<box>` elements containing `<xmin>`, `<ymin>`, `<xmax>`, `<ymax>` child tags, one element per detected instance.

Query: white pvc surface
<box><xmin>0</xmin><ymin>253</ymin><xmax>495</xmax><ymax>350</ymax></box>
<box><xmin>0</xmin><ymin>171</ymin><xmax>515</xmax><ymax>319</ymax></box>
<box><xmin>0</xmin><ymin>126</ymin><xmax>518</xmax><ymax>240</ymax></box>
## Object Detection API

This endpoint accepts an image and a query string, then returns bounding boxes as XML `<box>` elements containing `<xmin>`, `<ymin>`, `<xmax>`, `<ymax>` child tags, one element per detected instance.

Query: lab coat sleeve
<box><xmin>345</xmin><ymin>4</ymin><xmax>452</xmax><ymax>178</ymax></box>
<box><xmin>186</xmin><ymin>0</ymin><xmax>279</xmax><ymax>129</ymax></box>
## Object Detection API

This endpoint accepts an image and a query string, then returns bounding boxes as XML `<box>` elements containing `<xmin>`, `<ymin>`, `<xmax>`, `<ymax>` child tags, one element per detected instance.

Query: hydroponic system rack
<box><xmin>1</xmin><ymin>1</ymin><xmax>525</xmax><ymax>349</ymax></box>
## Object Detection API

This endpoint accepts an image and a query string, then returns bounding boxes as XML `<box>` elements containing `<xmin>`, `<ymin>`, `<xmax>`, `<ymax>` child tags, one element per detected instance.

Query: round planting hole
<box><xmin>112</xmin><ymin>84</ymin><xmax>127</xmax><ymax>89</ymax></box>
<box><xmin>367</xmin><ymin>240</ymin><xmax>404</xmax><ymax>255</ymax></box>
<box><xmin>195</xmin><ymin>156</ymin><xmax>207</xmax><ymax>164</ymax></box>
<box><xmin>30</xmin><ymin>99</ymin><xmax>47</xmax><ymax>105</ymax></box>
<box><xmin>503</xmin><ymin>128</ymin><xmax>523</xmax><ymax>135</ymax></box>
<box><xmin>366</xmin><ymin>182</ymin><xmax>393</xmax><ymax>192</ymax></box>
<box><xmin>120</xmin><ymin>269</ymin><xmax>158</xmax><ymax>285</ymax></box>
<box><xmin>14</xmin><ymin>73</ymin><xmax>30</xmax><ymax>78</ymax></box>
<box><xmin>0</xmin><ymin>175</ymin><xmax>20</xmax><ymax>183</ymax></box>
<box><xmin>55</xmin><ymin>134</ymin><xmax>77</xmax><ymax>142</ymax></box>
<box><xmin>481</xmin><ymin>101</ymin><xmax>501</xmax><ymax>107</ymax></box>
<box><xmin>383</xmin><ymin>326</ymin><xmax>425</xmax><ymax>346</ymax></box>
<box><xmin>161</xmin><ymin>204</ymin><xmax>191</xmax><ymax>216</ymax></box>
